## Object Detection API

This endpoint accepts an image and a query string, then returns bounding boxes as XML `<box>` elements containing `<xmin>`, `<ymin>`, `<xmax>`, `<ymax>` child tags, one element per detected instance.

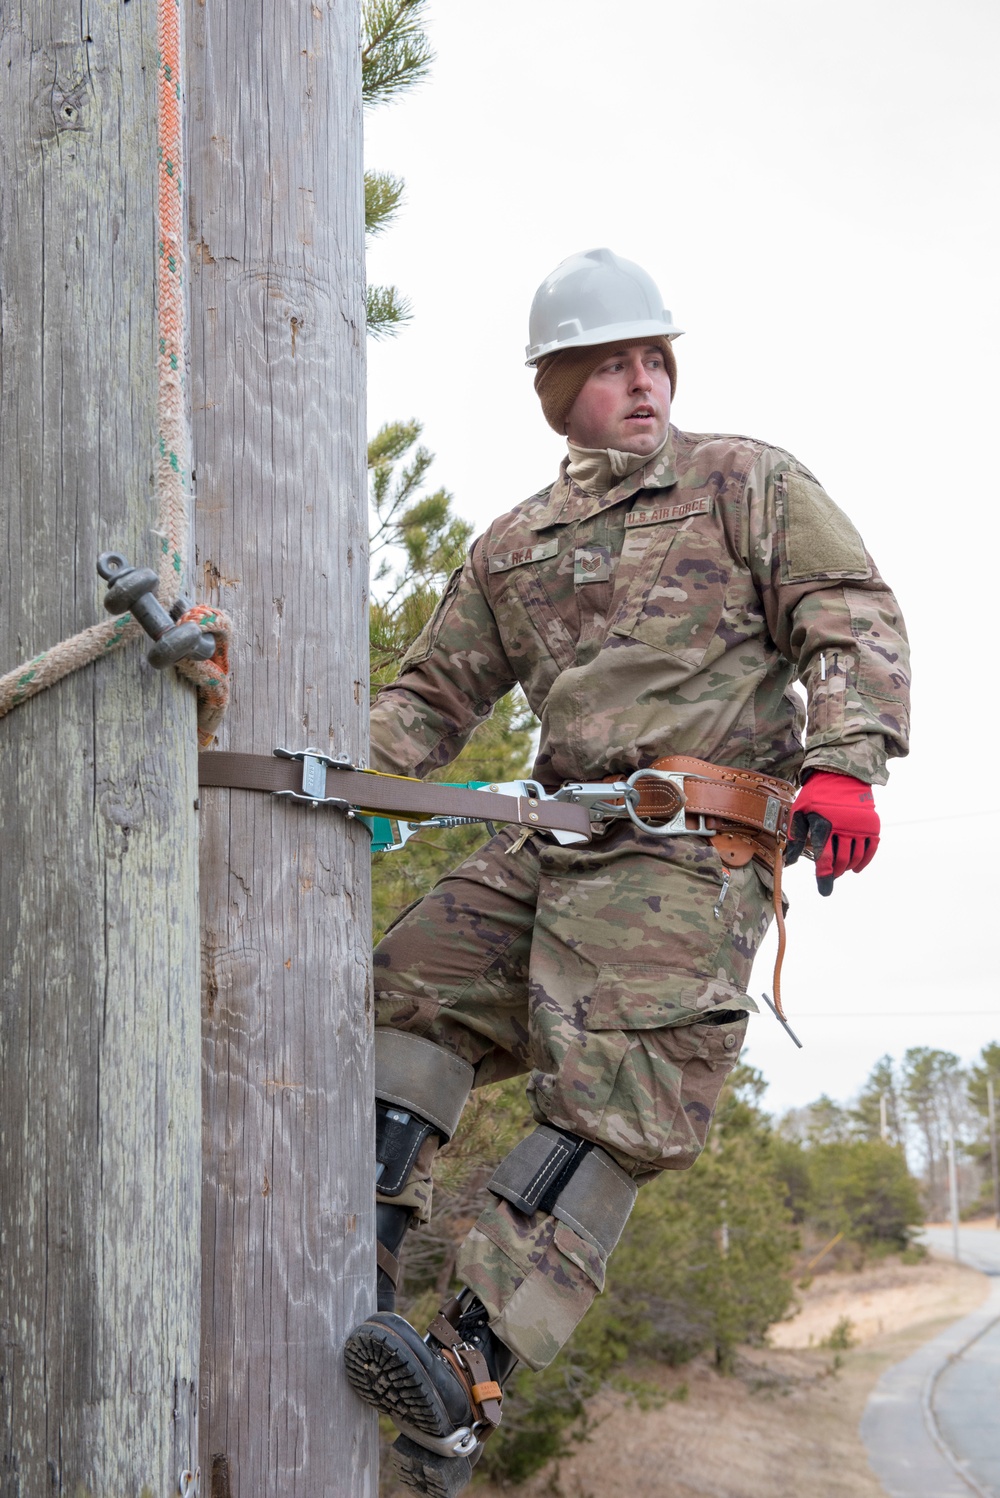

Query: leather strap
<box><xmin>197</xmin><ymin>751</ymin><xmax>591</xmax><ymax>842</ymax></box>
<box><xmin>376</xmin><ymin>1241</ymin><xmax>399</xmax><ymax>1288</ymax></box>
<box><xmin>636</xmin><ymin>755</ymin><xmax>795</xmax><ymax>843</ymax></box>
<box><xmin>427</xmin><ymin>1313</ymin><xmax>504</xmax><ymax>1430</ymax></box>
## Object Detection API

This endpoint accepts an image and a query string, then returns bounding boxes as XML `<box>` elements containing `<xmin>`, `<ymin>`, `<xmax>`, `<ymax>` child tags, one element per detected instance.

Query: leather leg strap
<box><xmin>376</xmin><ymin>1241</ymin><xmax>400</xmax><ymax>1288</ymax></box>
<box><xmin>771</xmin><ymin>846</ymin><xmax>787</xmax><ymax>1019</ymax></box>
<box><xmin>427</xmin><ymin>1313</ymin><xmax>504</xmax><ymax>1431</ymax></box>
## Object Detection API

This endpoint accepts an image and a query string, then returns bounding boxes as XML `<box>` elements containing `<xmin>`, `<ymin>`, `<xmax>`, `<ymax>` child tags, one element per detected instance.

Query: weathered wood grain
<box><xmin>186</xmin><ymin>0</ymin><xmax>375</xmax><ymax>1492</ymax></box>
<box><xmin>0</xmin><ymin>1</ymin><xmax>201</xmax><ymax>1492</ymax></box>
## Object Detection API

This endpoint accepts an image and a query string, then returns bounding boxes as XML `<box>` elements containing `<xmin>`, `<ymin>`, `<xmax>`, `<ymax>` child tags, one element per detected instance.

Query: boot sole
<box><xmin>343</xmin><ymin>1321</ymin><xmax>457</xmax><ymax>1437</ymax></box>
<box><xmin>390</xmin><ymin>1434</ymin><xmax>475</xmax><ymax>1498</ymax></box>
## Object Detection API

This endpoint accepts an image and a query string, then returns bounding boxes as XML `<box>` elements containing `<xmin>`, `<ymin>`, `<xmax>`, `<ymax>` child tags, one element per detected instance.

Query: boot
<box><xmin>376</xmin><ymin>1202</ymin><xmax>413</xmax><ymax>1313</ymax></box>
<box><xmin>344</xmin><ymin>1293</ymin><xmax>518</xmax><ymax>1497</ymax></box>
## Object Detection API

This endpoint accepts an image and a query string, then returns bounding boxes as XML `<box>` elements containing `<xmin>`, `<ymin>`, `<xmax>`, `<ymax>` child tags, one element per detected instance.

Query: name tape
<box><xmin>488</xmin><ymin>539</ymin><xmax>559</xmax><ymax>573</ymax></box>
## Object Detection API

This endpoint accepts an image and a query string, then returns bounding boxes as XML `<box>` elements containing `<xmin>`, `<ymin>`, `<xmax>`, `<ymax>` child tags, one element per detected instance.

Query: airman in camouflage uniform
<box><xmin>345</xmin><ymin>249</ymin><xmax>909</xmax><ymax>1494</ymax></box>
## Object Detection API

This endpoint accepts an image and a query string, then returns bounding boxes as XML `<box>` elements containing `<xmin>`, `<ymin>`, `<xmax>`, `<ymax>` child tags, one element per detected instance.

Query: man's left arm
<box><xmin>744</xmin><ymin>450</ymin><xmax>911</xmax><ymax>889</ymax></box>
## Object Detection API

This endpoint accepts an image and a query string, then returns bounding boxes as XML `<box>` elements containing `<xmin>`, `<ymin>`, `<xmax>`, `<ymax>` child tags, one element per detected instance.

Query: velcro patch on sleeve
<box><xmin>488</xmin><ymin>538</ymin><xmax>559</xmax><ymax>573</ymax></box>
<box><xmin>778</xmin><ymin>472</ymin><xmax>871</xmax><ymax>582</ymax></box>
<box><xmin>624</xmin><ymin>495</ymin><xmax>712</xmax><ymax>527</ymax></box>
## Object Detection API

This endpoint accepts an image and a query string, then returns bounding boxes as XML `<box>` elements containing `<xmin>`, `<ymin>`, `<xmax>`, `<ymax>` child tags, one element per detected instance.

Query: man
<box><xmin>345</xmin><ymin>248</ymin><xmax>909</xmax><ymax>1495</ymax></box>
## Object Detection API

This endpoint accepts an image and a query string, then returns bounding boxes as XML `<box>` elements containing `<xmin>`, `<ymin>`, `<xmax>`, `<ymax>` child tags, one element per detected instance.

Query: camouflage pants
<box><xmin>374</xmin><ymin>821</ymin><xmax>773</xmax><ymax>1369</ymax></box>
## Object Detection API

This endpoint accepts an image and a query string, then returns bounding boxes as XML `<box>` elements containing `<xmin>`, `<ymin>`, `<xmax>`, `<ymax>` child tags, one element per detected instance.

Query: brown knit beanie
<box><xmin>533</xmin><ymin>336</ymin><xmax>677</xmax><ymax>434</ymax></box>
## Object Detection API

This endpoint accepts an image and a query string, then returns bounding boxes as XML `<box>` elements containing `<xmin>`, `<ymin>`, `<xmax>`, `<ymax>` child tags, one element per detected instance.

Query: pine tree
<box><xmin>361</xmin><ymin>0</ymin><xmax>433</xmax><ymax>338</ymax></box>
<box><xmin>901</xmin><ymin>1047</ymin><xmax>969</xmax><ymax>1218</ymax></box>
<box><xmin>851</xmin><ymin>1054</ymin><xmax>906</xmax><ymax>1149</ymax></box>
<box><xmin>967</xmin><ymin>1040</ymin><xmax>1000</xmax><ymax>1216</ymax></box>
<box><xmin>366</xmin><ymin>422</ymin><xmax>535</xmax><ymax>942</ymax></box>
<box><xmin>968</xmin><ymin>1040</ymin><xmax>1000</xmax><ymax>1121</ymax></box>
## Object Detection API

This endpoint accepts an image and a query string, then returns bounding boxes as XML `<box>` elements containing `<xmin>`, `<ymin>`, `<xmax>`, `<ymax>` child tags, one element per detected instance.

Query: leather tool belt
<box><xmin>609</xmin><ymin>754</ymin><xmax>795</xmax><ymax>871</ymax></box>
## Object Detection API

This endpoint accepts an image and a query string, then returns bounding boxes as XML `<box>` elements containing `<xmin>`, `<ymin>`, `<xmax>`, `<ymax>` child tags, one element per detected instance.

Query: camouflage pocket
<box><xmin>611</xmin><ymin>516</ymin><xmax>729</xmax><ymax>667</ymax></box>
<box><xmin>775</xmin><ymin>471</ymin><xmax>871</xmax><ymax>584</ymax></box>
<box><xmin>458</xmin><ymin>1204</ymin><xmax>607</xmax><ymax>1370</ymax></box>
<box><xmin>844</xmin><ymin>587</ymin><xmax>910</xmax><ymax>703</ymax></box>
<box><xmin>400</xmin><ymin>564</ymin><xmax>465</xmax><ymax>666</ymax></box>
<box><xmin>579</xmin><ymin>971</ymin><xmax>750</xmax><ymax>1167</ymax></box>
<box><xmin>496</xmin><ymin>573</ymin><xmax>577</xmax><ymax>674</ymax></box>
<box><xmin>585</xmin><ymin>964</ymin><xmax>744</xmax><ymax>1032</ymax></box>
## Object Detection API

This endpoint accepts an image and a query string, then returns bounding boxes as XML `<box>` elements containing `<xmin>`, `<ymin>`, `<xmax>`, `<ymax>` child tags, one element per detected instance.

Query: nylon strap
<box><xmin>197</xmin><ymin>752</ymin><xmax>591</xmax><ymax>841</ymax></box>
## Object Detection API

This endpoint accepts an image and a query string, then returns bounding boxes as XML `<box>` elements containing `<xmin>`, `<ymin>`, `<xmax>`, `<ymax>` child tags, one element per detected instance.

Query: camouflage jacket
<box><xmin>369</xmin><ymin>427</ymin><xmax>910</xmax><ymax>789</ymax></box>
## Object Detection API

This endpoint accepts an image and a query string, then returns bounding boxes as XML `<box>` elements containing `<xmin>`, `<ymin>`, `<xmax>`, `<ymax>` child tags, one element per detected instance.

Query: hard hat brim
<box><xmin>525</xmin><ymin>318</ymin><xmax>684</xmax><ymax>367</ymax></box>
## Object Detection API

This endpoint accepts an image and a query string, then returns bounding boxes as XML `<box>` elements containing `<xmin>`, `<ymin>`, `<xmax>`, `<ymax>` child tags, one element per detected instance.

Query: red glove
<box><xmin>785</xmin><ymin>772</ymin><xmax>880</xmax><ymax>896</ymax></box>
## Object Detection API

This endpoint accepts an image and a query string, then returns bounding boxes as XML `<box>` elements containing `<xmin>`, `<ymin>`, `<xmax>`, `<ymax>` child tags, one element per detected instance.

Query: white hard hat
<box><xmin>525</xmin><ymin>247</ymin><xmax>683</xmax><ymax>366</ymax></box>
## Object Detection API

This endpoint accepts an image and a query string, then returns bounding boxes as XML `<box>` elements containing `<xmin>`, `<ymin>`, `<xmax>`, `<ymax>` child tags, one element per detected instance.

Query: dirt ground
<box><xmin>470</xmin><ymin>1253</ymin><xmax>990</xmax><ymax>1498</ymax></box>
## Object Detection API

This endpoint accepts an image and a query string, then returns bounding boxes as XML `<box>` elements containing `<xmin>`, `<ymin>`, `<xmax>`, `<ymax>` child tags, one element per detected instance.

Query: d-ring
<box><xmin>624</xmin><ymin>768</ymin><xmax>689</xmax><ymax>836</ymax></box>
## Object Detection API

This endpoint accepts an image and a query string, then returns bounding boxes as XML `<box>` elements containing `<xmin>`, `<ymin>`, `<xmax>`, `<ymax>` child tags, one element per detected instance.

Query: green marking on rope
<box><xmin>15</xmin><ymin>657</ymin><xmax>45</xmax><ymax>691</ymax></box>
<box><xmin>103</xmin><ymin>615</ymin><xmax>132</xmax><ymax>650</ymax></box>
<box><xmin>169</xmin><ymin>450</ymin><xmax>180</xmax><ymax>472</ymax></box>
<box><xmin>164</xmin><ymin>64</ymin><xmax>173</xmax><ymax>82</ymax></box>
<box><xmin>170</xmin><ymin>353</ymin><xmax>178</xmax><ymax>370</ymax></box>
<box><xmin>168</xmin><ymin>256</ymin><xmax>176</xmax><ymax>274</ymax></box>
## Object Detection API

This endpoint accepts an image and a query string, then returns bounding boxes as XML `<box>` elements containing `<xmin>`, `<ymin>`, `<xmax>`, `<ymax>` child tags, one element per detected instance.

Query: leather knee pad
<box><xmin>375</xmin><ymin>1030</ymin><xmax>474</xmax><ymax>1196</ymax></box>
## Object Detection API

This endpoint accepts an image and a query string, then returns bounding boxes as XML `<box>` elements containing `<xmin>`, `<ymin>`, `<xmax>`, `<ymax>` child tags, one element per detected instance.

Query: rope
<box><xmin>155</xmin><ymin>0</ymin><xmax>190</xmax><ymax>595</ymax></box>
<box><xmin>0</xmin><ymin>0</ymin><xmax>230</xmax><ymax>740</ymax></box>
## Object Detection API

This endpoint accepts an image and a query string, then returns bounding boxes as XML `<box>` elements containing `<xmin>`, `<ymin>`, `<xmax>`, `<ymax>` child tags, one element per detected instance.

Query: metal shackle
<box><xmin>97</xmin><ymin>551</ymin><xmax>216</xmax><ymax>669</ymax></box>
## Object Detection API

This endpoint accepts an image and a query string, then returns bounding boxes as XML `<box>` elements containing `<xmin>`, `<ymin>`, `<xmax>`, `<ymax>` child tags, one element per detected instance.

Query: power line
<box><xmin>884</xmin><ymin>808</ymin><xmax>1000</xmax><ymax>828</ymax></box>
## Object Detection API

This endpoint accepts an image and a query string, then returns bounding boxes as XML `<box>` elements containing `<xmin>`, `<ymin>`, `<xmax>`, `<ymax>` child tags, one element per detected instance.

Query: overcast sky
<box><xmin>363</xmin><ymin>0</ymin><xmax>1000</xmax><ymax>1117</ymax></box>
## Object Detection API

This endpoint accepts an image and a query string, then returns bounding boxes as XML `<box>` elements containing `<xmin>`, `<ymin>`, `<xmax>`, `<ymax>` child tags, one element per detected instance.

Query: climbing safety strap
<box><xmin>196</xmin><ymin>749</ymin><xmax>592</xmax><ymax>842</ymax></box>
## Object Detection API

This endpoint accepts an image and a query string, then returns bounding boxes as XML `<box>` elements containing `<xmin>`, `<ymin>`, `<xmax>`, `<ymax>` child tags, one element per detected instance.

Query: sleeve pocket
<box><xmin>399</xmin><ymin>564</ymin><xmax>464</xmax><ymax>667</ymax></box>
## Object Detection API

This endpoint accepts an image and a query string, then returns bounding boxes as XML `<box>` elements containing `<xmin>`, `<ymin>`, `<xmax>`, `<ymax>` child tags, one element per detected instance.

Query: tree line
<box><xmin>779</xmin><ymin>1045</ymin><xmax>1000</xmax><ymax>1223</ymax></box>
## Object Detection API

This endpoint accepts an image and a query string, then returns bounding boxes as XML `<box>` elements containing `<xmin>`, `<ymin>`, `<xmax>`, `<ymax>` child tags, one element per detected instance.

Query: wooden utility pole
<box><xmin>0</xmin><ymin>2</ymin><xmax>200</xmax><ymax>1491</ymax></box>
<box><xmin>187</xmin><ymin>2</ymin><xmax>374</xmax><ymax>1493</ymax></box>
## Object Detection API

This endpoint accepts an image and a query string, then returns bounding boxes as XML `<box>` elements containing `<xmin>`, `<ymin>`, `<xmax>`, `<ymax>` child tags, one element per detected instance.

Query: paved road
<box><xmin>861</xmin><ymin>1226</ymin><xmax>1000</xmax><ymax>1497</ymax></box>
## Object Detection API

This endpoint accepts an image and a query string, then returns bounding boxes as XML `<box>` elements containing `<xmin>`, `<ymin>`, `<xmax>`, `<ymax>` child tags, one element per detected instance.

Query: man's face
<box><xmin>564</xmin><ymin>344</ymin><xmax>672</xmax><ymax>453</ymax></box>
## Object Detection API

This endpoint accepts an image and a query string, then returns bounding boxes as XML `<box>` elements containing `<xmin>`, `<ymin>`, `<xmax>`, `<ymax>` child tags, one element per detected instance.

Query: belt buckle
<box><xmin>272</xmin><ymin>746</ymin><xmax>354</xmax><ymax>806</ymax></box>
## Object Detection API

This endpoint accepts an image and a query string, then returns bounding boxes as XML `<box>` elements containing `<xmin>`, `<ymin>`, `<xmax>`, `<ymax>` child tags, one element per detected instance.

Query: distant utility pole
<box><xmin>0</xmin><ymin>2</ymin><xmax>200</xmax><ymax>1490</ymax></box>
<box><xmin>187</xmin><ymin>1</ymin><xmax>375</xmax><ymax>1494</ymax></box>
<box><xmin>988</xmin><ymin>1078</ymin><xmax>999</xmax><ymax>1230</ymax></box>
<box><xmin>947</xmin><ymin>1135</ymin><xmax>960</xmax><ymax>1263</ymax></box>
<box><xmin>880</xmin><ymin>1092</ymin><xmax>889</xmax><ymax>1142</ymax></box>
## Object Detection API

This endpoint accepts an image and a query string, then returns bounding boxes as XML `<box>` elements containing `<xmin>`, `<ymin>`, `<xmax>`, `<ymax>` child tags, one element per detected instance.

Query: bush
<box><xmin>804</xmin><ymin>1139</ymin><xmax>922</xmax><ymax>1249</ymax></box>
